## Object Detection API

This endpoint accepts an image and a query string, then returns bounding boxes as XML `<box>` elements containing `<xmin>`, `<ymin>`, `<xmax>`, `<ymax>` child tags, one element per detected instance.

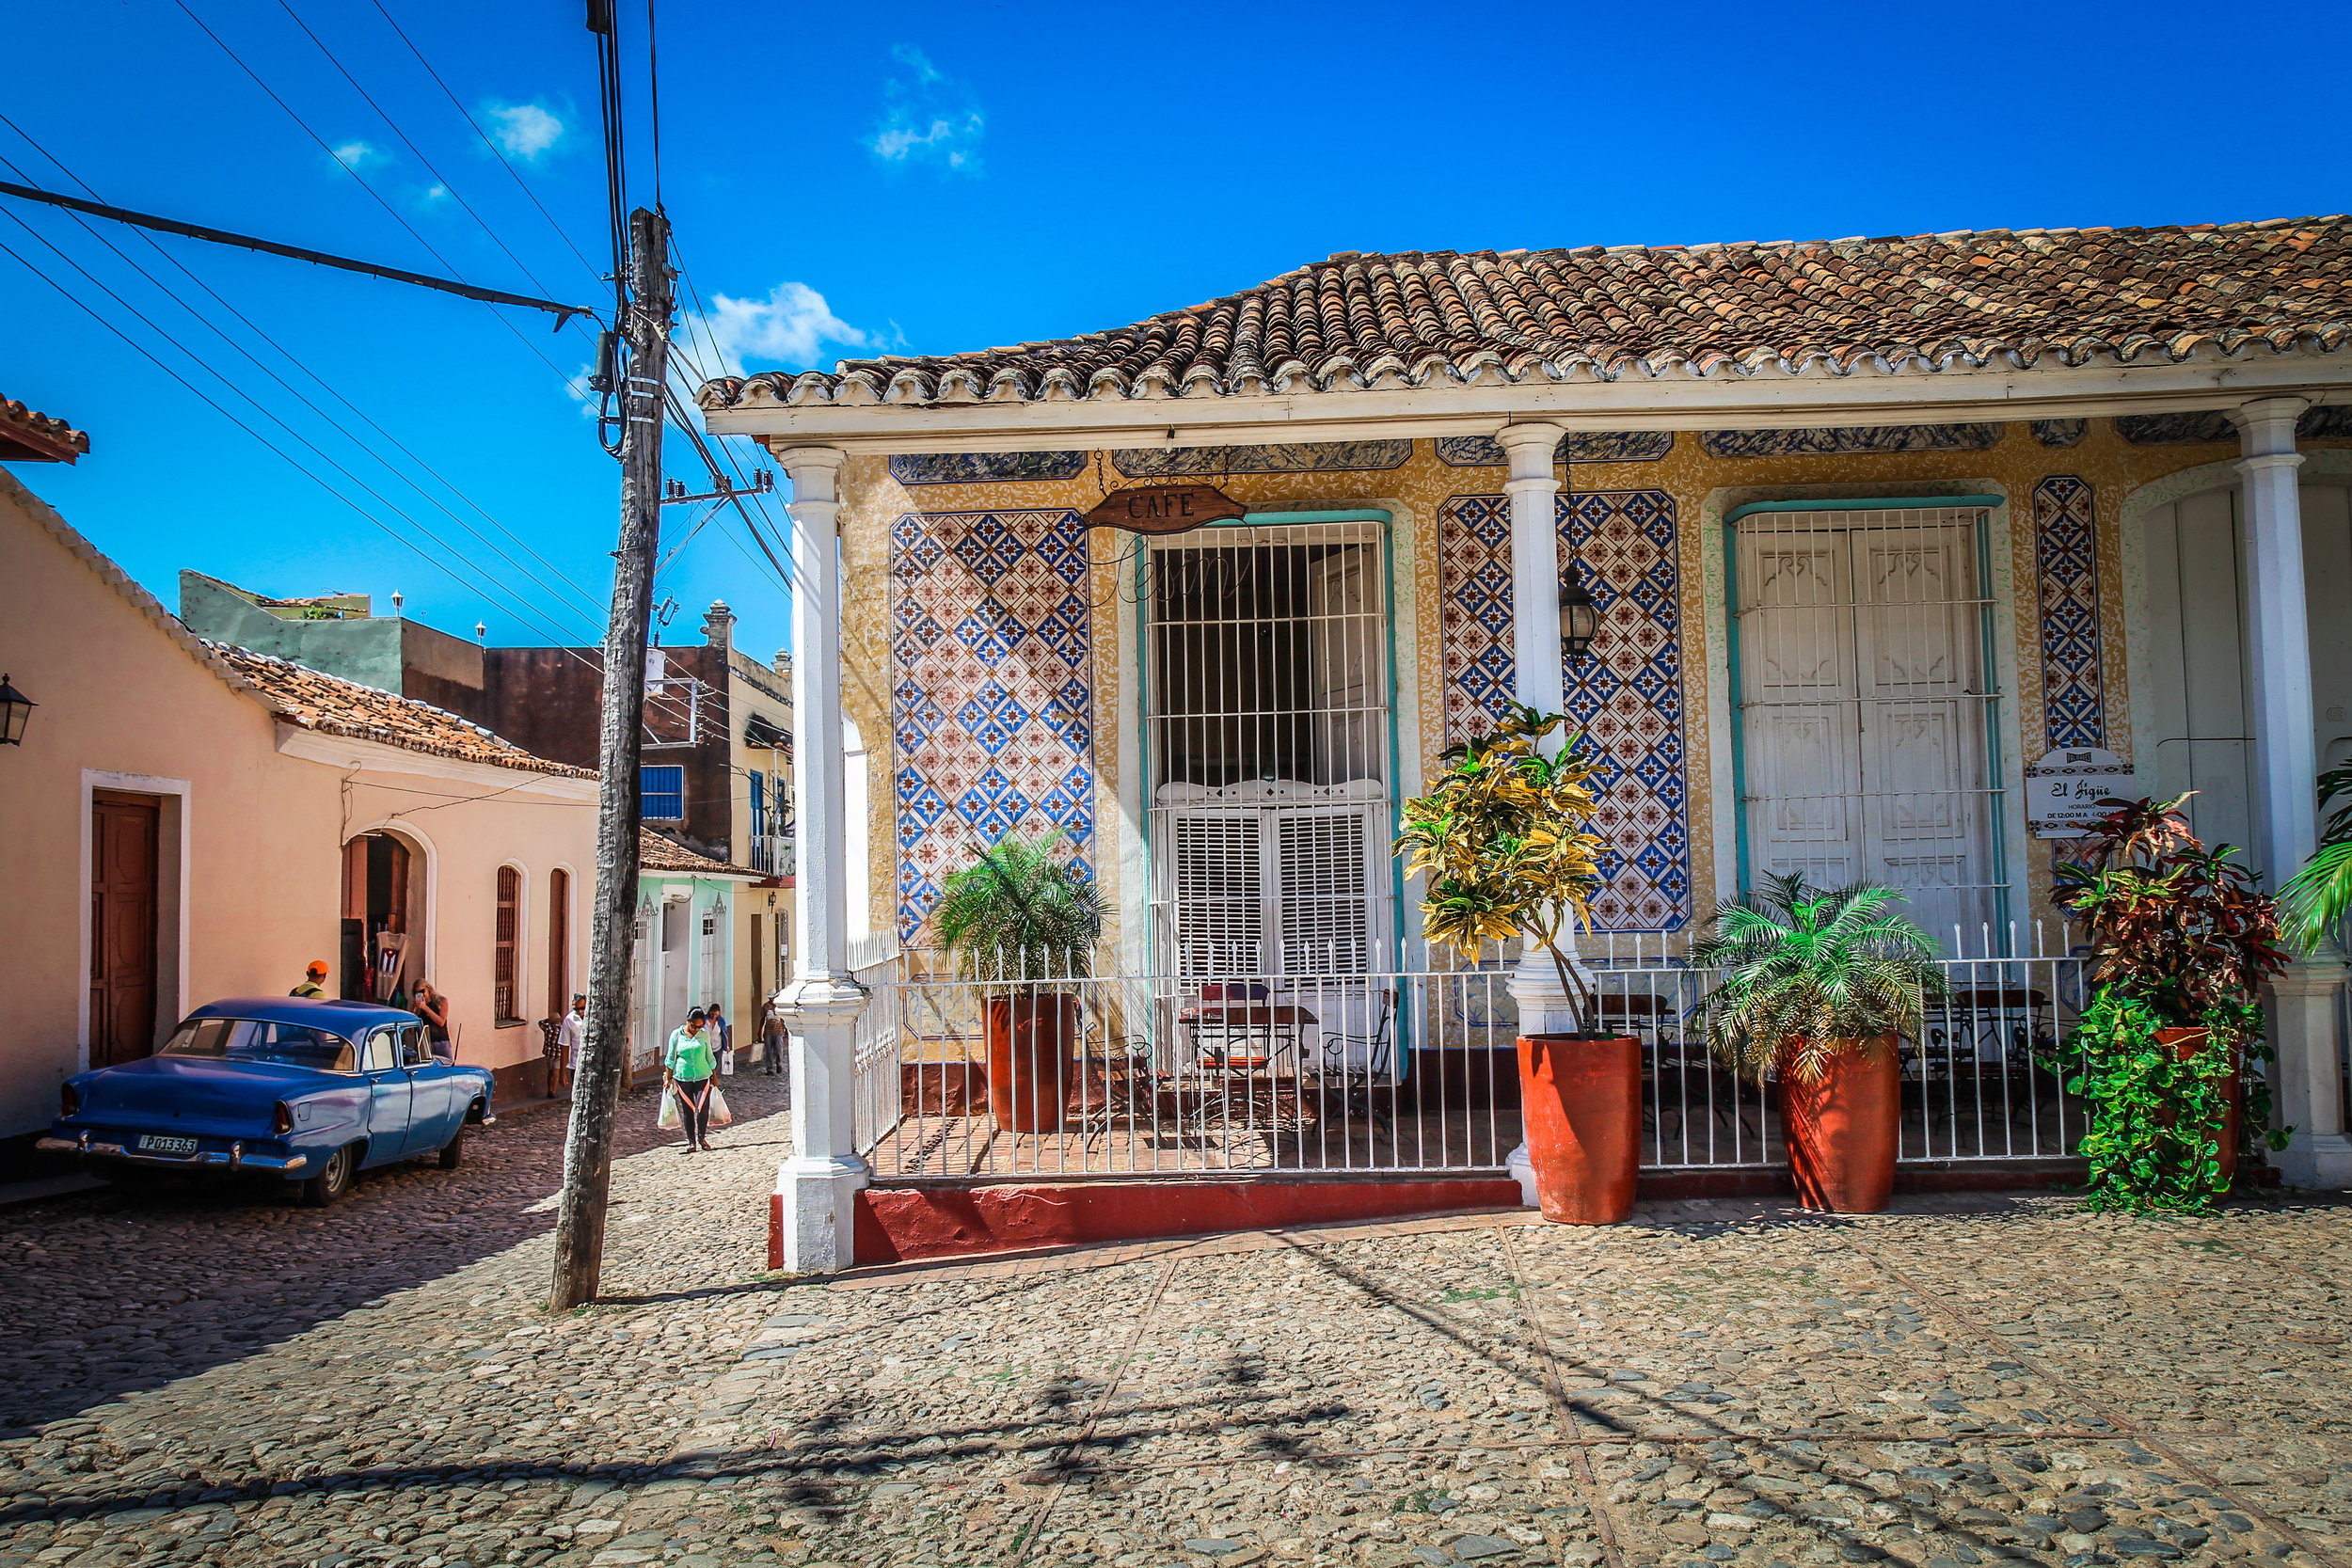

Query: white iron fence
<box><xmin>844</xmin><ymin>927</ymin><xmax>2092</xmax><ymax>1179</ymax></box>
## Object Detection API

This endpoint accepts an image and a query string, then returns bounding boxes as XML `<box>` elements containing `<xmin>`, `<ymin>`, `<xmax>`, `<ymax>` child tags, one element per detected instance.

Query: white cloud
<box><xmin>866</xmin><ymin>45</ymin><xmax>983</xmax><ymax>174</ymax></box>
<box><xmin>485</xmin><ymin>102</ymin><xmax>564</xmax><ymax>161</ymax></box>
<box><xmin>329</xmin><ymin>140</ymin><xmax>385</xmax><ymax>171</ymax></box>
<box><xmin>691</xmin><ymin>282</ymin><xmax>867</xmax><ymax>375</ymax></box>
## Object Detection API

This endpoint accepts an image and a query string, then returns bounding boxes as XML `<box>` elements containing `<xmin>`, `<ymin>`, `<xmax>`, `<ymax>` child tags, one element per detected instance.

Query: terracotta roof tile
<box><xmin>211</xmin><ymin>643</ymin><xmax>595</xmax><ymax>779</ymax></box>
<box><xmin>702</xmin><ymin>216</ymin><xmax>2352</xmax><ymax>409</ymax></box>
<box><xmin>639</xmin><ymin>829</ymin><xmax>758</xmax><ymax>878</ymax></box>
<box><xmin>0</xmin><ymin>394</ymin><xmax>89</xmax><ymax>463</ymax></box>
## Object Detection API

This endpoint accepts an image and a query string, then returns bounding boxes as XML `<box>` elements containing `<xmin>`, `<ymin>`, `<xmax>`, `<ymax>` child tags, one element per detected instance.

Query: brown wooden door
<box><xmin>546</xmin><ymin>867</ymin><xmax>570</xmax><ymax>1020</ymax></box>
<box><xmin>89</xmin><ymin>792</ymin><xmax>160</xmax><ymax>1066</ymax></box>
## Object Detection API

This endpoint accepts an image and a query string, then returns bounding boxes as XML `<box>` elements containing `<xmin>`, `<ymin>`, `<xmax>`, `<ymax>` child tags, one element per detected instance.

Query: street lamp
<box><xmin>1557</xmin><ymin>564</ymin><xmax>1599</xmax><ymax>665</ymax></box>
<box><xmin>0</xmin><ymin>674</ymin><xmax>34</xmax><ymax>746</ymax></box>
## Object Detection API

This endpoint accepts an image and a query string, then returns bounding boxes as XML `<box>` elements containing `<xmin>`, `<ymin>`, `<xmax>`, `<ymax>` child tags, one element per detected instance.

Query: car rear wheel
<box><xmin>296</xmin><ymin>1143</ymin><xmax>357</xmax><ymax>1207</ymax></box>
<box><xmin>437</xmin><ymin>1123</ymin><xmax>466</xmax><ymax>1170</ymax></box>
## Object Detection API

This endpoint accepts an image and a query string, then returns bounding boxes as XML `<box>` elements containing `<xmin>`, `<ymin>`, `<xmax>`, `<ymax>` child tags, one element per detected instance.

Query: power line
<box><xmin>363</xmin><ymin>0</ymin><xmax>602</xmax><ymax>289</ymax></box>
<box><xmin>0</xmin><ymin>208</ymin><xmax>698</xmax><ymax>733</ymax></box>
<box><xmin>273</xmin><ymin>0</ymin><xmax>586</xmax><ymax>319</ymax></box>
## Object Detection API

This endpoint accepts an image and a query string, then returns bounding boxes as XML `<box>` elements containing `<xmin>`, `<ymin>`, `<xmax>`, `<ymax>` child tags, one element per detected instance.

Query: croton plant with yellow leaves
<box><xmin>1396</xmin><ymin>705</ymin><xmax>1608</xmax><ymax>1035</ymax></box>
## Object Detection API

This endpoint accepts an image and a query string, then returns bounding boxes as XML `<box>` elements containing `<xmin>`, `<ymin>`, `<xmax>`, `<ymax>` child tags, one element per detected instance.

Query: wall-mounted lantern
<box><xmin>1557</xmin><ymin>565</ymin><xmax>1600</xmax><ymax>665</ymax></box>
<box><xmin>0</xmin><ymin>674</ymin><xmax>35</xmax><ymax>746</ymax></box>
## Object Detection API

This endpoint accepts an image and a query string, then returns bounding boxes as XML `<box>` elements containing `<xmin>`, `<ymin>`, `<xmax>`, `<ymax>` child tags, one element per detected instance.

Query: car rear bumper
<box><xmin>37</xmin><ymin>1133</ymin><xmax>309</xmax><ymax>1174</ymax></box>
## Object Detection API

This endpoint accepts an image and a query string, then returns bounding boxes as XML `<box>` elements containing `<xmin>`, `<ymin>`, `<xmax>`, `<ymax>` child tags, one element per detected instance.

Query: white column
<box><xmin>1495</xmin><ymin>422</ymin><xmax>1588</xmax><ymax>1036</ymax></box>
<box><xmin>771</xmin><ymin>446</ymin><xmax>869</xmax><ymax>1273</ymax></box>
<box><xmin>1500</xmin><ymin>424</ymin><xmax>1568</xmax><ymax>725</ymax></box>
<box><xmin>2236</xmin><ymin>396</ymin><xmax>2318</xmax><ymax>883</ymax></box>
<box><xmin>2235</xmin><ymin>396</ymin><xmax>2350</xmax><ymax>1188</ymax></box>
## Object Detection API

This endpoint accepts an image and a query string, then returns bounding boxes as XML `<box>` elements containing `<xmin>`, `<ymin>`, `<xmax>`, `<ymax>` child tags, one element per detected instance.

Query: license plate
<box><xmin>137</xmin><ymin>1133</ymin><xmax>198</xmax><ymax>1156</ymax></box>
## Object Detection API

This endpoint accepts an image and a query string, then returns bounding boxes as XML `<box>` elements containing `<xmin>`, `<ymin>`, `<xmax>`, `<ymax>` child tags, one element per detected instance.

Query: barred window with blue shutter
<box><xmin>641</xmin><ymin>765</ymin><xmax>684</xmax><ymax>821</ymax></box>
<box><xmin>749</xmin><ymin>770</ymin><xmax>768</xmax><ymax>839</ymax></box>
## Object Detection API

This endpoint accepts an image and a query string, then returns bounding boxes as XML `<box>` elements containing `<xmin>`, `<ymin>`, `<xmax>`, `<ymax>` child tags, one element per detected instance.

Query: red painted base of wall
<box><xmin>850</xmin><ymin>1177</ymin><xmax>1523</xmax><ymax>1265</ymax></box>
<box><xmin>759</xmin><ymin>1162</ymin><xmax>2285</xmax><ymax>1272</ymax></box>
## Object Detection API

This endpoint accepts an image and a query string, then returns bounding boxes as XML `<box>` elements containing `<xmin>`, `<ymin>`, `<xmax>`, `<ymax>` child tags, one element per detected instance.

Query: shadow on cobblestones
<box><xmin>0</xmin><ymin>1080</ymin><xmax>689</xmax><ymax>1437</ymax></box>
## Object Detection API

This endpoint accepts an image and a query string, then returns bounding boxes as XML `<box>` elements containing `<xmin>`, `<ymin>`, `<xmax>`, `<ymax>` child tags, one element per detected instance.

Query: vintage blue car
<box><xmin>40</xmin><ymin>997</ymin><xmax>496</xmax><ymax>1205</ymax></box>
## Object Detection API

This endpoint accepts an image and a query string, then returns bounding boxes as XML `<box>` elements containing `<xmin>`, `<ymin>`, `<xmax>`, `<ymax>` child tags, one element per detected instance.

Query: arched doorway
<box><xmin>341</xmin><ymin>828</ymin><xmax>429</xmax><ymax>1003</ymax></box>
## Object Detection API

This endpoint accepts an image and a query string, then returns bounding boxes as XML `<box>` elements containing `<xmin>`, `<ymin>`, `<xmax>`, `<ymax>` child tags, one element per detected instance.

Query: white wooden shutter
<box><xmin>1276</xmin><ymin>807</ymin><xmax>1375</xmax><ymax>974</ymax></box>
<box><xmin>1161</xmin><ymin>810</ymin><xmax>1264</xmax><ymax>977</ymax></box>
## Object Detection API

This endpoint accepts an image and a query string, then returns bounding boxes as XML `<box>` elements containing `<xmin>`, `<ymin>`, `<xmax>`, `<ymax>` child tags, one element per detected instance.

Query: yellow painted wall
<box><xmin>811</xmin><ymin>421</ymin><xmax>2344</xmax><ymax>952</ymax></box>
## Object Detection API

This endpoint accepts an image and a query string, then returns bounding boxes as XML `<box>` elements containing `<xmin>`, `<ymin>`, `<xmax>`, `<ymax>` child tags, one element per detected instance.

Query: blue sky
<box><xmin>7</xmin><ymin>0</ymin><xmax>2349</xmax><ymax>663</ymax></box>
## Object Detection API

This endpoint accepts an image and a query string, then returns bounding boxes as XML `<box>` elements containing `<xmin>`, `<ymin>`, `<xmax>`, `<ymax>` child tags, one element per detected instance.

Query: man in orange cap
<box><xmin>291</xmin><ymin>960</ymin><xmax>330</xmax><ymax>999</ymax></box>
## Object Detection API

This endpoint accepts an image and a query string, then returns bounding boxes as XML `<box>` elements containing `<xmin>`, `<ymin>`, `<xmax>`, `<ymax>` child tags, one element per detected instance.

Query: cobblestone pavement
<box><xmin>3</xmin><ymin>1083</ymin><xmax>2348</xmax><ymax>1568</ymax></box>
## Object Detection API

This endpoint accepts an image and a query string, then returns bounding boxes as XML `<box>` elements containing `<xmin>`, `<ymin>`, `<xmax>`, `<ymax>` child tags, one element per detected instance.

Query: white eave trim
<box><xmin>276</xmin><ymin>723</ymin><xmax>601</xmax><ymax>800</ymax></box>
<box><xmin>702</xmin><ymin>352</ymin><xmax>2352</xmax><ymax>454</ymax></box>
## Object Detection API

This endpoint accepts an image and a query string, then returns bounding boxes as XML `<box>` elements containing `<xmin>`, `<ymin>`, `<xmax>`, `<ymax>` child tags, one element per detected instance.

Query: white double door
<box><xmin>1738</xmin><ymin>514</ymin><xmax>1997</xmax><ymax>948</ymax></box>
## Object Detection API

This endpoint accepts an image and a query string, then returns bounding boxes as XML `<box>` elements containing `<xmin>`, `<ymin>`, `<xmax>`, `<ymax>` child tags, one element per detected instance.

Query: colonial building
<box><xmin>178</xmin><ymin>581</ymin><xmax>797</xmax><ymax>1034</ymax></box>
<box><xmin>0</xmin><ymin>428</ymin><xmax>599</xmax><ymax>1156</ymax></box>
<box><xmin>698</xmin><ymin>216</ymin><xmax>2352</xmax><ymax>1270</ymax></box>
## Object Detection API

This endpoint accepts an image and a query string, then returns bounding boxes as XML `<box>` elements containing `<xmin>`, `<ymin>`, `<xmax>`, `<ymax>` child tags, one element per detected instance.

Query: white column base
<box><xmin>1508</xmin><ymin>947</ymin><xmax>1595</xmax><ymax>1037</ymax></box>
<box><xmin>2274</xmin><ymin>1133</ymin><xmax>2352</xmax><ymax>1192</ymax></box>
<box><xmin>775</xmin><ymin>1154</ymin><xmax>868</xmax><ymax>1275</ymax></box>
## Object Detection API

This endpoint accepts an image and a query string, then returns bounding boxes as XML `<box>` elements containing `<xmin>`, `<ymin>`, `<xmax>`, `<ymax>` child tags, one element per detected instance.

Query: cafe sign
<box><xmin>1083</xmin><ymin>483</ymin><xmax>1247</xmax><ymax>535</ymax></box>
<box><xmin>2024</xmin><ymin>746</ymin><xmax>2138</xmax><ymax>837</ymax></box>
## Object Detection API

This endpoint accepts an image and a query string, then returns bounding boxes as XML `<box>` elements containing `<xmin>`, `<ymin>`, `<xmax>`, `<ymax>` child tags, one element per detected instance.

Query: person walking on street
<box><xmin>707</xmin><ymin>1001</ymin><xmax>734</xmax><ymax>1076</ymax></box>
<box><xmin>759</xmin><ymin>1004</ymin><xmax>786</xmax><ymax>1077</ymax></box>
<box><xmin>290</xmin><ymin>960</ymin><xmax>329</xmax><ymax>999</ymax></box>
<box><xmin>554</xmin><ymin>993</ymin><xmax>586</xmax><ymax>1095</ymax></box>
<box><xmin>664</xmin><ymin>1007</ymin><xmax>718</xmax><ymax>1152</ymax></box>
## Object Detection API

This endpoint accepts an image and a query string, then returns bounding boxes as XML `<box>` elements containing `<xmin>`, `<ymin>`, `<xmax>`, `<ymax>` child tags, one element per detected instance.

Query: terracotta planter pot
<box><xmin>1516</xmin><ymin>1034</ymin><xmax>1641</xmax><ymax>1225</ymax></box>
<box><xmin>2156</xmin><ymin>1026</ymin><xmax>2241</xmax><ymax>1188</ymax></box>
<box><xmin>1781</xmin><ymin>1037</ymin><xmax>1899</xmax><ymax>1214</ymax></box>
<box><xmin>985</xmin><ymin>994</ymin><xmax>1076</xmax><ymax>1133</ymax></box>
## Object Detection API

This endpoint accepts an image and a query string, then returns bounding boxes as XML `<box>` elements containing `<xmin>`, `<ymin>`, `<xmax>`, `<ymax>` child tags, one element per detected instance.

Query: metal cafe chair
<box><xmin>1313</xmin><ymin>988</ymin><xmax>1397</xmax><ymax>1132</ymax></box>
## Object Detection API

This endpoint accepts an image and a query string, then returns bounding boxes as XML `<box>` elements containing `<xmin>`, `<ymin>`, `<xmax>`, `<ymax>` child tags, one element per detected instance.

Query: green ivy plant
<box><xmin>2051</xmin><ymin>795</ymin><xmax>2290</xmax><ymax>1210</ymax></box>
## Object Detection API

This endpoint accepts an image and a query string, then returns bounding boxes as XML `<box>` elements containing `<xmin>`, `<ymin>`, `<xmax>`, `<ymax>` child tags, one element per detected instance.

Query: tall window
<box><xmin>494</xmin><ymin>866</ymin><xmax>522</xmax><ymax>1025</ymax></box>
<box><xmin>641</xmin><ymin>765</ymin><xmax>684</xmax><ymax>821</ymax></box>
<box><xmin>749</xmin><ymin>769</ymin><xmax>768</xmax><ymax>837</ymax></box>
<box><xmin>546</xmin><ymin>867</ymin><xmax>570</xmax><ymax>1021</ymax></box>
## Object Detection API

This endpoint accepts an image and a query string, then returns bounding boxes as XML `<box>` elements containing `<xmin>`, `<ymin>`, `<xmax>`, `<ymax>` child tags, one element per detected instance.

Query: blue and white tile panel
<box><xmin>1437</xmin><ymin>489</ymin><xmax>1692</xmax><ymax>932</ymax></box>
<box><xmin>2032</xmin><ymin>476</ymin><xmax>2106</xmax><ymax>751</ymax></box>
<box><xmin>888</xmin><ymin>509</ymin><xmax>1096</xmax><ymax>942</ymax></box>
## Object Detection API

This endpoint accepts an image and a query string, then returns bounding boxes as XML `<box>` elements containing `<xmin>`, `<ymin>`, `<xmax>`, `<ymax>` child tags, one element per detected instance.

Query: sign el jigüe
<box><xmin>1083</xmin><ymin>483</ymin><xmax>1247</xmax><ymax>535</ymax></box>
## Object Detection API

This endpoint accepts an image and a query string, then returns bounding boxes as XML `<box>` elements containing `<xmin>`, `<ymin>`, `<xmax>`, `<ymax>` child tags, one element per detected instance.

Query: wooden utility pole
<box><xmin>552</xmin><ymin>204</ymin><xmax>670</xmax><ymax>1311</ymax></box>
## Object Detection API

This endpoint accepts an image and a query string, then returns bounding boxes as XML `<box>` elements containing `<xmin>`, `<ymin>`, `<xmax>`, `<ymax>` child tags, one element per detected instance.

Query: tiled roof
<box><xmin>0</xmin><ymin>394</ymin><xmax>89</xmax><ymax>463</ymax></box>
<box><xmin>701</xmin><ymin>216</ymin><xmax>2352</xmax><ymax>409</ymax></box>
<box><xmin>211</xmin><ymin>643</ymin><xmax>596</xmax><ymax>779</ymax></box>
<box><xmin>639</xmin><ymin>829</ymin><xmax>758</xmax><ymax>879</ymax></box>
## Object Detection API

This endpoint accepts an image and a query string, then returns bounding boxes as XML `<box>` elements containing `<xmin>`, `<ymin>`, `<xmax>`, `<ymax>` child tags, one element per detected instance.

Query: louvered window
<box><xmin>493</xmin><ymin>866</ymin><xmax>522</xmax><ymax>1025</ymax></box>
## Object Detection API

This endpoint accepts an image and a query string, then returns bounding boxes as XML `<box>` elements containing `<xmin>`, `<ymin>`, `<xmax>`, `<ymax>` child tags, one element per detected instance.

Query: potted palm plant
<box><xmin>1397</xmin><ymin>705</ymin><xmax>1638</xmax><ymax>1225</ymax></box>
<box><xmin>2053</xmin><ymin>795</ymin><xmax>2290</xmax><ymax>1207</ymax></box>
<box><xmin>932</xmin><ymin>833</ymin><xmax>1105</xmax><ymax>1135</ymax></box>
<box><xmin>1690</xmin><ymin>874</ymin><xmax>1945</xmax><ymax>1213</ymax></box>
<box><xmin>2280</xmin><ymin>761</ymin><xmax>2352</xmax><ymax>953</ymax></box>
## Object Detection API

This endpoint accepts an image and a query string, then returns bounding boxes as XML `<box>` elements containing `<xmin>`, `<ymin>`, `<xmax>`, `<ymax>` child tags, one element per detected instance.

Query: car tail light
<box><xmin>273</xmin><ymin>1101</ymin><xmax>294</xmax><ymax>1135</ymax></box>
<box><xmin>60</xmin><ymin>1084</ymin><xmax>80</xmax><ymax>1118</ymax></box>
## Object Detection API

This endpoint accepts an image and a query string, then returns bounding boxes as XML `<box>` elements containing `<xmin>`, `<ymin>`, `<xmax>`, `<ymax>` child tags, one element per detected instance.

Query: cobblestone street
<box><xmin>3</xmin><ymin>1078</ymin><xmax>2348</xmax><ymax>1568</ymax></box>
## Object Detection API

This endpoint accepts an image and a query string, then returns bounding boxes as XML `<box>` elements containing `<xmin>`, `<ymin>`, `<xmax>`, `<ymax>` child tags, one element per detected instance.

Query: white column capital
<box><xmin>2236</xmin><ymin>396</ymin><xmax>2311</xmax><ymax>458</ymax></box>
<box><xmin>776</xmin><ymin>444</ymin><xmax>847</xmax><ymax>501</ymax></box>
<box><xmin>2236</xmin><ymin>451</ymin><xmax>2307</xmax><ymax>481</ymax></box>
<box><xmin>1495</xmin><ymin>421</ymin><xmax>1565</xmax><ymax>480</ymax></box>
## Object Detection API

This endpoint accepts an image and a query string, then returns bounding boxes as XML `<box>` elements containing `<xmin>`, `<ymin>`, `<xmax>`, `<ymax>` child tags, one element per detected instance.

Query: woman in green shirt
<box><xmin>664</xmin><ymin>1007</ymin><xmax>719</xmax><ymax>1151</ymax></box>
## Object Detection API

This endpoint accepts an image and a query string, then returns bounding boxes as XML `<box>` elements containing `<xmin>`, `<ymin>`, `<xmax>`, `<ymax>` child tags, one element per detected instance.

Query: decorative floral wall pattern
<box><xmin>1110</xmin><ymin>440</ymin><xmax>1411</xmax><ymax>477</ymax></box>
<box><xmin>890</xmin><ymin>451</ymin><xmax>1089</xmax><ymax>485</ymax></box>
<box><xmin>1437</xmin><ymin>489</ymin><xmax>1691</xmax><ymax>931</ymax></box>
<box><xmin>2033</xmin><ymin>476</ymin><xmax>2107</xmax><ymax>751</ymax></box>
<box><xmin>1435</xmin><ymin>432</ymin><xmax>1674</xmax><ymax>467</ymax></box>
<box><xmin>1700</xmin><ymin>423</ymin><xmax>2005</xmax><ymax>458</ymax></box>
<box><xmin>888</xmin><ymin>508</ymin><xmax>1097</xmax><ymax>942</ymax></box>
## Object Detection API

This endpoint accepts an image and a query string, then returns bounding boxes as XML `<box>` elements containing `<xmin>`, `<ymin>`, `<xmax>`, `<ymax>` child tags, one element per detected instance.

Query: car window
<box><xmin>361</xmin><ymin>1027</ymin><xmax>397</xmax><ymax>1073</ymax></box>
<box><xmin>398</xmin><ymin>1024</ymin><xmax>428</xmax><ymax>1069</ymax></box>
<box><xmin>160</xmin><ymin>1019</ymin><xmax>357</xmax><ymax>1072</ymax></box>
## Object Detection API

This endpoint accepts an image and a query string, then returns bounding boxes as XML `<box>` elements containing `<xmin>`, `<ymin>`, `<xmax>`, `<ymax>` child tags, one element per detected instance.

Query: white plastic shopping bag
<box><xmin>657</xmin><ymin>1085</ymin><xmax>680</xmax><ymax>1130</ymax></box>
<box><xmin>707</xmin><ymin>1085</ymin><xmax>734</xmax><ymax>1127</ymax></box>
